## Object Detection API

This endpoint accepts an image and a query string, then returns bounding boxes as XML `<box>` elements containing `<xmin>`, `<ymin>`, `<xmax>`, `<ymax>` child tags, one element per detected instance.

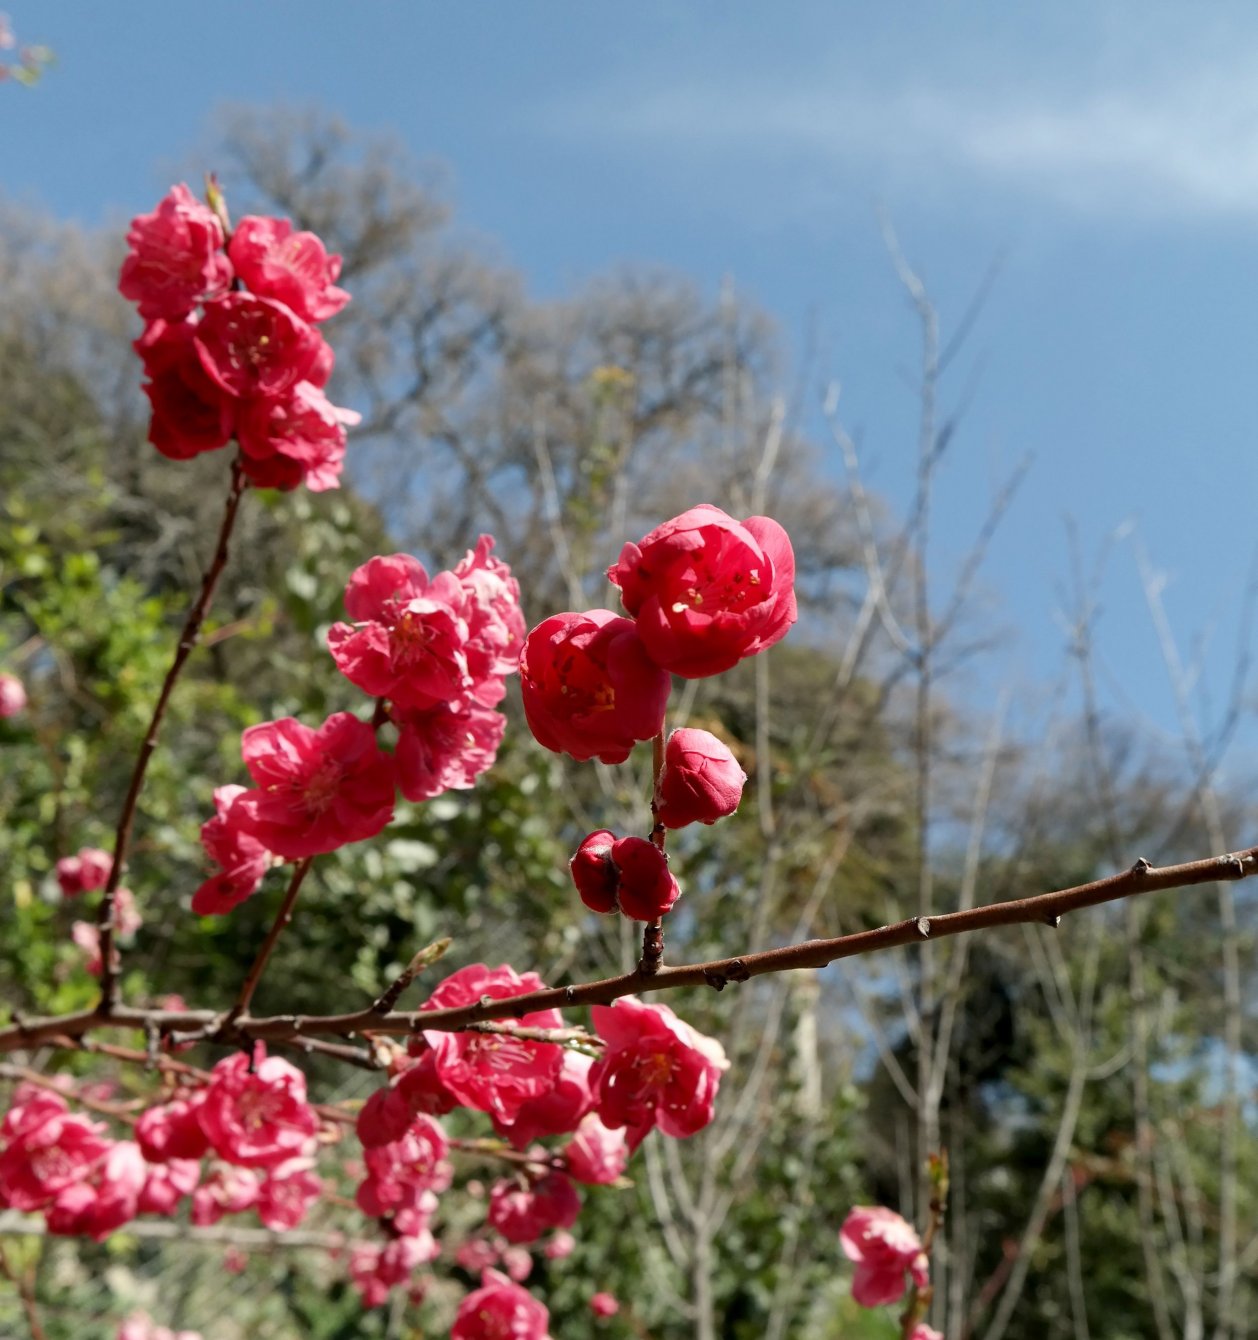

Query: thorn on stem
<box><xmin>1131</xmin><ymin>857</ymin><xmax>1151</xmax><ymax>875</ymax></box>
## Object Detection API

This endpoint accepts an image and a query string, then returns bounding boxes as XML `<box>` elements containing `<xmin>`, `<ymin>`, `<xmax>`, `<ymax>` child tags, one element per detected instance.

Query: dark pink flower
<box><xmin>228</xmin><ymin>216</ymin><xmax>349</xmax><ymax>323</ymax></box>
<box><xmin>194</xmin><ymin>292</ymin><xmax>326</xmax><ymax>402</ymax></box>
<box><xmin>500</xmin><ymin>1245</ymin><xmax>533</xmax><ymax>1283</ymax></box>
<box><xmin>256</xmin><ymin>1158</ymin><xmax>322</xmax><ymax>1231</ymax></box>
<box><xmin>191</xmin><ymin>785</ymin><xmax>272</xmax><ymax>916</ymax></box>
<box><xmin>451</xmin><ymin>1268</ymin><xmax>550</xmax><ymax>1340</ymax></box>
<box><xmin>55</xmin><ymin>846</ymin><xmax>113</xmax><ymax>897</ymax></box>
<box><xmin>457</xmin><ymin>1237</ymin><xmax>501</xmax><ymax>1273</ymax></box>
<box><xmin>235</xmin><ymin>381</ymin><xmax>359</xmax><ymax>493</ymax></box>
<box><xmin>656</xmin><ymin>728</ymin><xmax>746</xmax><ymax>829</ymax></box>
<box><xmin>590</xmin><ymin>1292</ymin><xmax>620</xmax><ymax>1319</ymax></box>
<box><xmin>135</xmin><ymin>318</ymin><xmax>235</xmax><ymax>461</ymax></box>
<box><xmin>544</xmin><ymin>1230</ymin><xmax>575</xmax><ymax>1260</ymax></box>
<box><xmin>356</xmin><ymin>1113</ymin><xmax>452</xmax><ymax>1223</ymax></box>
<box><xmin>395</xmin><ymin>1044</ymin><xmax>458</xmax><ymax>1116</ymax></box>
<box><xmin>563</xmin><ymin>1112</ymin><xmax>630</xmax><ymax>1185</ymax></box>
<box><xmin>493</xmin><ymin>1050</ymin><xmax>594</xmax><ymax>1149</ymax></box>
<box><xmin>488</xmin><ymin>1171</ymin><xmax>580</xmax><ymax>1244</ymax></box>
<box><xmin>118</xmin><ymin>184</ymin><xmax>232</xmax><ymax>321</ymax></box>
<box><xmin>839</xmin><ymin>1206</ymin><xmax>930</xmax><ymax>1308</ymax></box>
<box><xmin>135</xmin><ymin>1096</ymin><xmax>210</xmax><ymax>1163</ymax></box>
<box><xmin>0</xmin><ymin>1104</ymin><xmax>109</xmax><ymax>1211</ymax></box>
<box><xmin>197</xmin><ymin>1046</ymin><xmax>318</xmax><ymax>1169</ymax></box>
<box><xmin>454</xmin><ymin>536</ymin><xmax>527</xmax><ymax>706</ymax></box>
<box><xmin>137</xmin><ymin>1157</ymin><xmax>200</xmax><ymax>1216</ymax></box>
<box><xmin>421</xmin><ymin>965</ymin><xmax>564</xmax><ymax>1125</ymax></box>
<box><xmin>191</xmin><ymin>1165</ymin><xmax>260</xmax><ymax>1225</ymax></box>
<box><xmin>46</xmin><ymin>1138</ymin><xmax>145</xmax><ymax>1240</ymax></box>
<box><xmin>520</xmin><ymin>610</ymin><xmax>670</xmax><ymax>764</ymax></box>
<box><xmin>608</xmin><ymin>504</ymin><xmax>797</xmax><ymax>677</ymax></box>
<box><xmin>590</xmin><ymin>997</ymin><xmax>728</xmax><ymax>1149</ymax></box>
<box><xmin>393</xmin><ymin>701</ymin><xmax>505</xmax><ymax>803</ymax></box>
<box><xmin>0</xmin><ymin>672</ymin><xmax>26</xmax><ymax>717</ymax></box>
<box><xmin>328</xmin><ymin>554</ymin><xmax>474</xmax><ymax>710</ymax></box>
<box><xmin>349</xmin><ymin>1234</ymin><xmax>439</xmax><ymax>1308</ymax></box>
<box><xmin>356</xmin><ymin>1084</ymin><xmax>417</xmax><ymax>1149</ymax></box>
<box><xmin>72</xmin><ymin>889</ymin><xmax>142</xmax><ymax>974</ymax></box>
<box><xmin>231</xmin><ymin>713</ymin><xmax>396</xmax><ymax>859</ymax></box>
<box><xmin>569</xmin><ymin>832</ymin><xmax>680</xmax><ymax>922</ymax></box>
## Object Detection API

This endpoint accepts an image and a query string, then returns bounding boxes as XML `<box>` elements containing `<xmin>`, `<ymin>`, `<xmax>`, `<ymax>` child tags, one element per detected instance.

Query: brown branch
<box><xmin>640</xmin><ymin>725</ymin><xmax>668</xmax><ymax>976</ymax></box>
<box><xmin>97</xmin><ymin>460</ymin><xmax>248</xmax><ymax>1012</ymax></box>
<box><xmin>4</xmin><ymin>844</ymin><xmax>1257</xmax><ymax>1057</ymax></box>
<box><xmin>0</xmin><ymin>1064</ymin><xmax>139</xmax><ymax>1125</ymax></box>
<box><xmin>370</xmin><ymin>937</ymin><xmax>453</xmax><ymax>1015</ymax></box>
<box><xmin>225</xmin><ymin>857</ymin><xmax>314</xmax><ymax>1025</ymax></box>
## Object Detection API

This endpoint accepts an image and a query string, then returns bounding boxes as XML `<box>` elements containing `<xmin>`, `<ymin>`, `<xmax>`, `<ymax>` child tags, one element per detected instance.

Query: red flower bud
<box><xmin>656</xmin><ymin>728</ymin><xmax>746</xmax><ymax>829</ymax></box>
<box><xmin>569</xmin><ymin>833</ymin><xmax>680</xmax><ymax>922</ymax></box>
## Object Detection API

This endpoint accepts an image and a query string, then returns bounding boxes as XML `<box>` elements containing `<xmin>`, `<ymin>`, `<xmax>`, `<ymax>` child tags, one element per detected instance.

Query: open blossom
<box><xmin>134</xmin><ymin>318</ymin><xmax>235</xmax><ymax>461</ymax></box>
<box><xmin>118</xmin><ymin>1315</ymin><xmax>203</xmax><ymax>1340</ymax></box>
<box><xmin>137</xmin><ymin>1157</ymin><xmax>200</xmax><ymax>1216</ymax></box>
<box><xmin>235</xmin><ymin>380</ymin><xmax>359</xmax><ymax>493</ymax></box>
<box><xmin>451</xmin><ymin>1269</ymin><xmax>550</xmax><ymax>1340</ymax></box>
<box><xmin>590</xmin><ymin>1292</ymin><xmax>620</xmax><ymax>1319</ymax></box>
<box><xmin>563</xmin><ymin>1112</ymin><xmax>630</xmax><ymax>1186</ymax></box>
<box><xmin>839</xmin><ymin>1206</ymin><xmax>930</xmax><ymax>1308</ymax></box>
<box><xmin>656</xmin><ymin>728</ymin><xmax>746</xmax><ymax>829</ymax></box>
<box><xmin>569</xmin><ymin>831</ymin><xmax>680</xmax><ymax>922</ymax></box>
<box><xmin>0</xmin><ymin>1091</ymin><xmax>109</xmax><ymax>1211</ymax></box>
<box><xmin>393</xmin><ymin>701</ymin><xmax>505</xmax><ymax>803</ymax></box>
<box><xmin>488</xmin><ymin>1171</ymin><xmax>581</xmax><ymax>1244</ymax></box>
<box><xmin>421</xmin><ymin>965</ymin><xmax>564</xmax><ymax>1126</ymax></box>
<box><xmin>118</xmin><ymin>184</ymin><xmax>231</xmax><ymax>321</ymax></box>
<box><xmin>454</xmin><ymin>535</ymin><xmax>527</xmax><ymax>705</ymax></box>
<box><xmin>493</xmin><ymin>1050</ymin><xmax>594</xmax><ymax>1149</ymax></box>
<box><xmin>590</xmin><ymin>997</ymin><xmax>729</xmax><ymax>1149</ymax></box>
<box><xmin>46</xmin><ymin>1138</ymin><xmax>146</xmax><ymax>1241</ymax></box>
<box><xmin>135</xmin><ymin>1096</ymin><xmax>210</xmax><ymax>1163</ymax></box>
<box><xmin>228</xmin><ymin>215</ymin><xmax>349</xmax><ymax>323</ymax></box>
<box><xmin>356</xmin><ymin>1114</ymin><xmax>452</xmax><ymax>1226</ymax></box>
<box><xmin>349</xmin><ymin>1234</ymin><xmax>439</xmax><ymax>1308</ymax></box>
<box><xmin>194</xmin><ymin>292</ymin><xmax>327</xmax><ymax>402</ymax></box>
<box><xmin>520</xmin><ymin>610</ymin><xmax>670</xmax><ymax>764</ymax></box>
<box><xmin>230</xmin><ymin>713</ymin><xmax>395</xmax><ymax>859</ymax></box>
<box><xmin>0</xmin><ymin>672</ymin><xmax>26</xmax><ymax>717</ymax></box>
<box><xmin>191</xmin><ymin>1164</ymin><xmax>260</xmax><ymax>1226</ymax></box>
<box><xmin>191</xmin><ymin>785</ymin><xmax>272</xmax><ymax>916</ymax></box>
<box><xmin>608</xmin><ymin>504</ymin><xmax>797</xmax><ymax>678</ymax></box>
<box><xmin>55</xmin><ymin>846</ymin><xmax>113</xmax><ymax>897</ymax></box>
<box><xmin>198</xmin><ymin>1046</ymin><xmax>318</xmax><ymax>1169</ymax></box>
<box><xmin>257</xmin><ymin>1158</ymin><xmax>322</xmax><ymax>1231</ymax></box>
<box><xmin>72</xmin><ymin>889</ymin><xmax>140</xmax><ymax>975</ymax></box>
<box><xmin>328</xmin><ymin>554</ymin><xmax>474</xmax><ymax>710</ymax></box>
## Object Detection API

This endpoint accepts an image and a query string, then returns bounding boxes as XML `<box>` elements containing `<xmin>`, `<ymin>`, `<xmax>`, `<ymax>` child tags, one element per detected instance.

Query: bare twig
<box><xmin>226</xmin><ymin>857</ymin><xmax>315</xmax><ymax>1024</ymax></box>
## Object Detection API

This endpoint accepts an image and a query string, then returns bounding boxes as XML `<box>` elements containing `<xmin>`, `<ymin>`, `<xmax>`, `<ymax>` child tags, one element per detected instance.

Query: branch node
<box><xmin>1131</xmin><ymin>857</ymin><xmax>1152</xmax><ymax>875</ymax></box>
<box><xmin>1045</xmin><ymin>913</ymin><xmax>1062</xmax><ymax>929</ymax></box>
<box><xmin>564</xmin><ymin>985</ymin><xmax>576</xmax><ymax>1004</ymax></box>
<box><xmin>916</xmin><ymin>917</ymin><xmax>931</xmax><ymax>939</ymax></box>
<box><xmin>703</xmin><ymin>971</ymin><xmax>728</xmax><ymax>992</ymax></box>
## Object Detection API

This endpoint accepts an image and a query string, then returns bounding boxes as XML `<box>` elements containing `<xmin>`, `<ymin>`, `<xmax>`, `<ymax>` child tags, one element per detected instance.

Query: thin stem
<box><xmin>0</xmin><ymin>1242</ymin><xmax>47</xmax><ymax>1340</ymax></box>
<box><xmin>97</xmin><ymin>460</ymin><xmax>247</xmax><ymax>1011</ymax></box>
<box><xmin>640</xmin><ymin>726</ymin><xmax>668</xmax><ymax>975</ymax></box>
<box><xmin>227</xmin><ymin>858</ymin><xmax>314</xmax><ymax>1024</ymax></box>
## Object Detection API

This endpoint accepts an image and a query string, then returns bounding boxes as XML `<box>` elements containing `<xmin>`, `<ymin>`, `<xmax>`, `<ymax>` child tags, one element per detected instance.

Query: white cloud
<box><xmin>543</xmin><ymin>61</ymin><xmax>1258</xmax><ymax>222</ymax></box>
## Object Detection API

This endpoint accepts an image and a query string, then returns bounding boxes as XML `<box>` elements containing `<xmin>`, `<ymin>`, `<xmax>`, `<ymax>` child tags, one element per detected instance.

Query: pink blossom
<box><xmin>118</xmin><ymin>1314</ymin><xmax>204</xmax><ymax>1340</ymax></box>
<box><xmin>520</xmin><ymin>610</ymin><xmax>670</xmax><ymax>764</ymax></box>
<box><xmin>228</xmin><ymin>216</ymin><xmax>350</xmax><ymax>323</ymax></box>
<box><xmin>457</xmin><ymin>1236</ymin><xmax>501</xmax><ymax>1273</ymax></box>
<box><xmin>191</xmin><ymin>784</ymin><xmax>272</xmax><ymax>916</ymax></box>
<box><xmin>197</xmin><ymin>1046</ymin><xmax>318</xmax><ymax>1169</ymax></box>
<box><xmin>194</xmin><ymin>292</ymin><xmax>326</xmax><ymax>402</ymax></box>
<box><xmin>839</xmin><ymin>1206</ymin><xmax>930</xmax><ymax>1308</ymax></box>
<box><xmin>608</xmin><ymin>504</ymin><xmax>797</xmax><ymax>678</ymax></box>
<box><xmin>563</xmin><ymin>1112</ymin><xmax>630</xmax><ymax>1185</ymax></box>
<box><xmin>71</xmin><ymin>921</ymin><xmax>103</xmax><ymax>974</ymax></box>
<box><xmin>328</xmin><ymin>554</ymin><xmax>473</xmax><ymax>711</ymax></box>
<box><xmin>118</xmin><ymin>184</ymin><xmax>231</xmax><ymax>321</ymax></box>
<box><xmin>910</xmin><ymin>1326</ymin><xmax>944</xmax><ymax>1340</ymax></box>
<box><xmin>543</xmin><ymin>1230</ymin><xmax>575</xmax><ymax>1260</ymax></box>
<box><xmin>55</xmin><ymin>846</ymin><xmax>113</xmax><ymax>897</ymax></box>
<box><xmin>0</xmin><ymin>672</ymin><xmax>26</xmax><ymax>717</ymax></box>
<box><xmin>590</xmin><ymin>1292</ymin><xmax>620</xmax><ymax>1318</ymax></box>
<box><xmin>356</xmin><ymin>1083</ymin><xmax>417</xmax><ymax>1149</ymax></box>
<box><xmin>256</xmin><ymin>1158</ymin><xmax>322</xmax><ymax>1230</ymax></box>
<box><xmin>137</xmin><ymin>1157</ymin><xmax>200</xmax><ymax>1215</ymax></box>
<box><xmin>235</xmin><ymin>380</ymin><xmax>359</xmax><ymax>493</ymax></box>
<box><xmin>191</xmin><ymin>1164</ymin><xmax>260</xmax><ymax>1225</ymax></box>
<box><xmin>46</xmin><ymin>1138</ymin><xmax>145</xmax><ymax>1240</ymax></box>
<box><xmin>451</xmin><ymin>1268</ymin><xmax>550</xmax><ymax>1340</ymax></box>
<box><xmin>493</xmin><ymin>1050</ymin><xmax>594</xmax><ymax>1149</ymax></box>
<box><xmin>487</xmin><ymin>1172</ymin><xmax>580</xmax><ymax>1244</ymax></box>
<box><xmin>590</xmin><ymin>997</ymin><xmax>729</xmax><ymax>1149</ymax></box>
<box><xmin>454</xmin><ymin>535</ymin><xmax>527</xmax><ymax>705</ymax></box>
<box><xmin>349</xmin><ymin>1234</ymin><xmax>439</xmax><ymax>1308</ymax></box>
<box><xmin>0</xmin><ymin>1101</ymin><xmax>109</xmax><ymax>1211</ymax></box>
<box><xmin>393</xmin><ymin>701</ymin><xmax>505</xmax><ymax>802</ymax></box>
<box><xmin>395</xmin><ymin>1044</ymin><xmax>458</xmax><ymax>1116</ymax></box>
<box><xmin>135</xmin><ymin>1096</ymin><xmax>210</xmax><ymax>1163</ymax></box>
<box><xmin>135</xmin><ymin>318</ymin><xmax>235</xmax><ymax>461</ymax></box>
<box><xmin>569</xmin><ymin>832</ymin><xmax>680</xmax><ymax>922</ymax></box>
<box><xmin>421</xmin><ymin>965</ymin><xmax>564</xmax><ymax>1125</ymax></box>
<box><xmin>356</xmin><ymin>1114</ymin><xmax>452</xmax><ymax>1227</ymax></box>
<box><xmin>500</xmin><ymin>1245</ymin><xmax>533</xmax><ymax>1282</ymax></box>
<box><xmin>231</xmin><ymin>713</ymin><xmax>396</xmax><ymax>858</ymax></box>
<box><xmin>656</xmin><ymin>728</ymin><xmax>746</xmax><ymax>829</ymax></box>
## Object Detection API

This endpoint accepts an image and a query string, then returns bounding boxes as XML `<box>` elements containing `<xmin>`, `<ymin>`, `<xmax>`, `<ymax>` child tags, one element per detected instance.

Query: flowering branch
<box><xmin>6</xmin><ymin>844</ymin><xmax>1255</xmax><ymax>1057</ymax></box>
<box><xmin>97</xmin><ymin>459</ymin><xmax>247</xmax><ymax>1011</ymax></box>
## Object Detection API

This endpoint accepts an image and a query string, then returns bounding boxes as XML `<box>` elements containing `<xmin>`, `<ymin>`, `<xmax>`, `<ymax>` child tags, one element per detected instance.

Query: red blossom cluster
<box><xmin>192</xmin><ymin>538</ymin><xmax>524</xmax><ymax>914</ymax></box>
<box><xmin>119</xmin><ymin>184</ymin><xmax>358</xmax><ymax>492</ymax></box>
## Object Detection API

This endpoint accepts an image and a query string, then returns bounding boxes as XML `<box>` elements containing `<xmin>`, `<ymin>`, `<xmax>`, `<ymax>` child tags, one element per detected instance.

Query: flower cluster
<box><xmin>193</xmin><ymin>537</ymin><xmax>523</xmax><ymax>913</ymax></box>
<box><xmin>118</xmin><ymin>184</ymin><xmax>358</xmax><ymax>491</ymax></box>
<box><xmin>0</xmin><ymin>1048</ymin><xmax>322</xmax><ymax>1245</ymax></box>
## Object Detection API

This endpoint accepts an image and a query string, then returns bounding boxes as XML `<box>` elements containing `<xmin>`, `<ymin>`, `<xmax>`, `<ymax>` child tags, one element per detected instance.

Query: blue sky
<box><xmin>7</xmin><ymin>1</ymin><xmax>1258</xmax><ymax>785</ymax></box>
